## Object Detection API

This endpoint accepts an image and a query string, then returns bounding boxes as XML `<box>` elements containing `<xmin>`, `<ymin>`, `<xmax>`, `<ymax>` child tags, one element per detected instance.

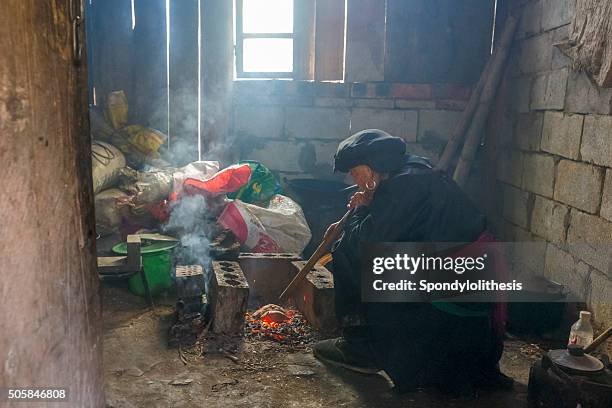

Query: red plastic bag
<box><xmin>183</xmin><ymin>163</ymin><xmax>252</xmax><ymax>197</ymax></box>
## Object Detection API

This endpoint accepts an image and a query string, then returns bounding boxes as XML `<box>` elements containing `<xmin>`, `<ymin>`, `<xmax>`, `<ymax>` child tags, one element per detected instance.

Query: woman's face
<box><xmin>349</xmin><ymin>165</ymin><xmax>375</xmax><ymax>190</ymax></box>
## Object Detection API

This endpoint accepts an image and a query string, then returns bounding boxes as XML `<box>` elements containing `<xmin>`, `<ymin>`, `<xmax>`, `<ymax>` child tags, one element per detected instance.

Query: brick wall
<box><xmin>231</xmin><ymin>80</ymin><xmax>471</xmax><ymax>184</ymax></box>
<box><xmin>489</xmin><ymin>0</ymin><xmax>612</xmax><ymax>329</ymax></box>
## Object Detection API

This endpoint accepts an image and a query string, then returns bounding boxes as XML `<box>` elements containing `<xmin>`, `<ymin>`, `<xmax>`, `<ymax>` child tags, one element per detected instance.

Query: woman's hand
<box><xmin>324</xmin><ymin>221</ymin><xmax>340</xmax><ymax>240</ymax></box>
<box><xmin>347</xmin><ymin>191</ymin><xmax>372</xmax><ymax>209</ymax></box>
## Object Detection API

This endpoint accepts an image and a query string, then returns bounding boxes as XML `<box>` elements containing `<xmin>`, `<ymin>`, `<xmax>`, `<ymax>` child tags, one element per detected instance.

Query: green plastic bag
<box><xmin>228</xmin><ymin>160</ymin><xmax>281</xmax><ymax>204</ymax></box>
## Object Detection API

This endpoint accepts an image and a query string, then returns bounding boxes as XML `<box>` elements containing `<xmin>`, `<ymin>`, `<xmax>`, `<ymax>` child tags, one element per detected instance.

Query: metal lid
<box><xmin>548</xmin><ymin>346</ymin><xmax>604</xmax><ymax>373</ymax></box>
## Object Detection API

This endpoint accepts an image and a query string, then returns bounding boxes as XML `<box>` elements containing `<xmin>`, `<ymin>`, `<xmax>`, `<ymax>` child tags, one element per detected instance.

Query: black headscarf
<box><xmin>333</xmin><ymin>129</ymin><xmax>407</xmax><ymax>173</ymax></box>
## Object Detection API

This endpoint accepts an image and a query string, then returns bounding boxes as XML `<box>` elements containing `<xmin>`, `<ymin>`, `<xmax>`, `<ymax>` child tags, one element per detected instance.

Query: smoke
<box><xmin>163</xmin><ymin>195</ymin><xmax>211</xmax><ymax>286</ymax></box>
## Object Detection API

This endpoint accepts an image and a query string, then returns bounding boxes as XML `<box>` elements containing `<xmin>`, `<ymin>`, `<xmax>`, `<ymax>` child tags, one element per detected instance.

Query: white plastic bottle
<box><xmin>568</xmin><ymin>311</ymin><xmax>594</xmax><ymax>347</ymax></box>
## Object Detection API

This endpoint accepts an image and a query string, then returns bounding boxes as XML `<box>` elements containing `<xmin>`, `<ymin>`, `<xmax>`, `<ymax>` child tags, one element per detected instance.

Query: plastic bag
<box><xmin>124</xmin><ymin>125</ymin><xmax>167</xmax><ymax>156</ymax></box>
<box><xmin>172</xmin><ymin>161</ymin><xmax>220</xmax><ymax>199</ymax></box>
<box><xmin>228</xmin><ymin>160</ymin><xmax>281</xmax><ymax>204</ymax></box>
<box><xmin>91</xmin><ymin>141</ymin><xmax>126</xmax><ymax>194</ymax></box>
<box><xmin>105</xmin><ymin>90</ymin><xmax>128</xmax><ymax>129</ymax></box>
<box><xmin>95</xmin><ymin>188</ymin><xmax>129</xmax><ymax>236</ymax></box>
<box><xmin>218</xmin><ymin>194</ymin><xmax>312</xmax><ymax>253</ymax></box>
<box><xmin>183</xmin><ymin>163</ymin><xmax>252</xmax><ymax>197</ymax></box>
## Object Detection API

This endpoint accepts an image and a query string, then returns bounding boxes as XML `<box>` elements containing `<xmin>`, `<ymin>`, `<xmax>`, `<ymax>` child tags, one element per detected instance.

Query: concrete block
<box><xmin>554</xmin><ymin>160</ymin><xmax>604</xmax><ymax>213</ymax></box>
<box><xmin>515</xmin><ymin>112</ymin><xmax>544</xmax><ymax>151</ymax></box>
<box><xmin>522</xmin><ymin>153</ymin><xmax>555</xmax><ymax>197</ymax></box>
<box><xmin>285</xmin><ymin>107</ymin><xmax>351</xmax><ymax>140</ymax></box>
<box><xmin>531</xmin><ymin>195</ymin><xmax>569</xmax><ymax>244</ymax></box>
<box><xmin>497</xmin><ymin>150</ymin><xmax>524</xmax><ymax>187</ymax></box>
<box><xmin>581</xmin><ymin>115</ymin><xmax>612</xmax><ymax>168</ymax></box>
<box><xmin>353</xmin><ymin>98</ymin><xmax>394</xmax><ymax>109</ymax></box>
<box><xmin>237</xmin><ymin>253</ymin><xmax>301</xmax><ymax>305</ymax></box>
<box><xmin>567</xmin><ymin>209</ymin><xmax>612</xmax><ymax>273</ymax></box>
<box><xmin>565</xmin><ymin>72</ymin><xmax>612</xmax><ymax>115</ymax></box>
<box><xmin>512</xmin><ymin>76</ymin><xmax>533</xmax><ymax>113</ymax></box>
<box><xmin>435</xmin><ymin>100</ymin><xmax>469</xmax><ymax>111</ymax></box>
<box><xmin>245</xmin><ymin>141</ymin><xmax>303</xmax><ymax>172</ymax></box>
<box><xmin>395</xmin><ymin>99</ymin><xmax>437</xmax><ymax>110</ymax></box>
<box><xmin>517</xmin><ymin>0</ymin><xmax>542</xmax><ymax>38</ymax></box>
<box><xmin>291</xmin><ymin>261</ymin><xmax>335</xmax><ymax>331</ymax></box>
<box><xmin>601</xmin><ymin>169</ymin><xmax>612</xmax><ymax>222</ymax></box>
<box><xmin>551</xmin><ymin>26</ymin><xmax>571</xmax><ymax>69</ymax></box>
<box><xmin>503</xmin><ymin>184</ymin><xmax>532</xmax><ymax>229</ymax></box>
<box><xmin>234</xmin><ymin>105</ymin><xmax>284</xmax><ymax>139</ymax></box>
<box><xmin>390</xmin><ymin>83</ymin><xmax>433</xmax><ymax>99</ymax></box>
<box><xmin>417</xmin><ymin>110</ymin><xmax>461</xmax><ymax>142</ymax></box>
<box><xmin>530</xmin><ymin>68</ymin><xmax>568</xmax><ymax>110</ymax></box>
<box><xmin>519</xmin><ymin>33</ymin><xmax>552</xmax><ymax>74</ymax></box>
<box><xmin>544</xmin><ymin>244</ymin><xmax>589</xmax><ymax>300</ymax></box>
<box><xmin>541</xmin><ymin>0</ymin><xmax>574</xmax><ymax>31</ymax></box>
<box><xmin>314</xmin><ymin>97</ymin><xmax>353</xmax><ymax>108</ymax></box>
<box><xmin>209</xmin><ymin>261</ymin><xmax>249</xmax><ymax>335</ymax></box>
<box><xmin>351</xmin><ymin>108</ymin><xmax>418</xmax><ymax>142</ymax></box>
<box><xmin>540</xmin><ymin>111</ymin><xmax>583</xmax><ymax>159</ymax></box>
<box><xmin>589</xmin><ymin>271</ymin><xmax>612</xmax><ymax>328</ymax></box>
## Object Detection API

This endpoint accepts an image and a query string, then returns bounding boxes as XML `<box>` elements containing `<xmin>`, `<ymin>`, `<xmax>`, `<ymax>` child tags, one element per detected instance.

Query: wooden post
<box><xmin>0</xmin><ymin>1</ymin><xmax>104</xmax><ymax>406</ymax></box>
<box><xmin>453</xmin><ymin>15</ymin><xmax>520</xmax><ymax>188</ymax></box>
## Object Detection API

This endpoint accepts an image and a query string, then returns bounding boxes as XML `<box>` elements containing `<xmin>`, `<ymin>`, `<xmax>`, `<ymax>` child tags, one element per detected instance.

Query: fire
<box><xmin>245</xmin><ymin>305</ymin><xmax>316</xmax><ymax>345</ymax></box>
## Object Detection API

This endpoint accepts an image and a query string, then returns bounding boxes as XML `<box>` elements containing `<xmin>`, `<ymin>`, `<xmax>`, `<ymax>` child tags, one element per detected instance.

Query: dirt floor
<box><xmin>103</xmin><ymin>284</ymin><xmax>544</xmax><ymax>408</ymax></box>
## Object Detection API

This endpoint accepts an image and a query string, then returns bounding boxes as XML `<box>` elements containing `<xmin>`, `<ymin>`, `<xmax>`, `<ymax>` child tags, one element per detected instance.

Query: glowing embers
<box><xmin>245</xmin><ymin>304</ymin><xmax>317</xmax><ymax>345</ymax></box>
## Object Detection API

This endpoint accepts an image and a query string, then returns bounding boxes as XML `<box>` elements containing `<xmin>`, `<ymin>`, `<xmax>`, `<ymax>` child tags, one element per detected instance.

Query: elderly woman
<box><xmin>313</xmin><ymin>129</ymin><xmax>511</xmax><ymax>395</ymax></box>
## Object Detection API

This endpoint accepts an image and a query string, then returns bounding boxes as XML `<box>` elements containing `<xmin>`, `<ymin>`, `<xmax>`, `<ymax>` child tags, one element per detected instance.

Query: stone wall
<box><xmin>231</xmin><ymin>80</ymin><xmax>471</xmax><ymax>184</ymax></box>
<box><xmin>489</xmin><ymin>0</ymin><xmax>612</xmax><ymax>329</ymax></box>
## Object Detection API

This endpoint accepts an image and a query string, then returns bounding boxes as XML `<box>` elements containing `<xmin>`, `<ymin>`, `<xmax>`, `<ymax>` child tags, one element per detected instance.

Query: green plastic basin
<box><xmin>112</xmin><ymin>241</ymin><xmax>178</xmax><ymax>296</ymax></box>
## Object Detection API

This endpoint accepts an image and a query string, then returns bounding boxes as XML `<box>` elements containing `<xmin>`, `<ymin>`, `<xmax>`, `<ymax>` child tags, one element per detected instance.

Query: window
<box><xmin>235</xmin><ymin>0</ymin><xmax>294</xmax><ymax>78</ymax></box>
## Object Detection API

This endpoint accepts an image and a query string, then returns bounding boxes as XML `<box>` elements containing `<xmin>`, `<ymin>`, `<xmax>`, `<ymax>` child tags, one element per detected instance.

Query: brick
<box><xmin>540</xmin><ymin>111</ymin><xmax>583</xmax><ymax>159</ymax></box>
<box><xmin>314</xmin><ymin>82</ymin><xmax>350</xmax><ymax>97</ymax></box>
<box><xmin>551</xmin><ymin>26</ymin><xmax>571</xmax><ymax>69</ymax></box>
<box><xmin>601</xmin><ymin>170</ymin><xmax>612</xmax><ymax>222</ymax></box>
<box><xmin>555</xmin><ymin>160</ymin><xmax>604</xmax><ymax>213</ymax></box>
<box><xmin>350</xmin><ymin>83</ymin><xmax>376</xmax><ymax>98</ymax></box>
<box><xmin>209</xmin><ymin>261</ymin><xmax>249</xmax><ymax>335</ymax></box>
<box><xmin>530</xmin><ymin>68</ymin><xmax>568</xmax><ymax>110</ymax></box>
<box><xmin>531</xmin><ymin>196</ymin><xmax>569</xmax><ymax>244</ymax></box>
<box><xmin>512</xmin><ymin>76</ymin><xmax>533</xmax><ymax>113</ymax></box>
<box><xmin>234</xmin><ymin>105</ymin><xmax>284</xmax><ymax>139</ymax></box>
<box><xmin>497</xmin><ymin>150</ymin><xmax>524</xmax><ymax>187</ymax></box>
<box><xmin>567</xmin><ymin>209</ymin><xmax>612</xmax><ymax>273</ymax></box>
<box><xmin>432</xmin><ymin>84</ymin><xmax>471</xmax><ymax>100</ymax></box>
<box><xmin>517</xmin><ymin>0</ymin><xmax>542</xmax><ymax>38</ymax></box>
<box><xmin>291</xmin><ymin>262</ymin><xmax>336</xmax><ymax>331</ymax></box>
<box><xmin>589</xmin><ymin>271</ymin><xmax>612</xmax><ymax>328</ymax></box>
<box><xmin>522</xmin><ymin>153</ymin><xmax>555</xmax><ymax>197</ymax></box>
<box><xmin>435</xmin><ymin>100</ymin><xmax>468</xmax><ymax>111</ymax></box>
<box><xmin>233</xmin><ymin>80</ymin><xmax>274</xmax><ymax>96</ymax></box>
<box><xmin>314</xmin><ymin>97</ymin><xmax>352</xmax><ymax>108</ymax></box>
<box><xmin>503</xmin><ymin>184</ymin><xmax>532</xmax><ymax>228</ymax></box>
<box><xmin>418</xmin><ymin>110</ymin><xmax>461</xmax><ymax>142</ymax></box>
<box><xmin>565</xmin><ymin>72</ymin><xmax>612</xmax><ymax>115</ymax></box>
<box><xmin>390</xmin><ymin>83</ymin><xmax>432</xmax><ymax>99</ymax></box>
<box><xmin>515</xmin><ymin>112</ymin><xmax>543</xmax><ymax>151</ymax></box>
<box><xmin>285</xmin><ymin>107</ymin><xmax>350</xmax><ymax>140</ymax></box>
<box><xmin>519</xmin><ymin>33</ymin><xmax>552</xmax><ymax>74</ymax></box>
<box><xmin>541</xmin><ymin>0</ymin><xmax>574</xmax><ymax>31</ymax></box>
<box><xmin>395</xmin><ymin>99</ymin><xmax>436</xmax><ymax>110</ymax></box>
<box><xmin>581</xmin><ymin>115</ymin><xmax>612</xmax><ymax>168</ymax></box>
<box><xmin>272</xmin><ymin>80</ymin><xmax>314</xmax><ymax>97</ymax></box>
<box><xmin>350</xmin><ymin>108</ymin><xmax>418</xmax><ymax>142</ymax></box>
<box><xmin>544</xmin><ymin>244</ymin><xmax>589</xmax><ymax>300</ymax></box>
<box><xmin>353</xmin><ymin>98</ymin><xmax>394</xmax><ymax>109</ymax></box>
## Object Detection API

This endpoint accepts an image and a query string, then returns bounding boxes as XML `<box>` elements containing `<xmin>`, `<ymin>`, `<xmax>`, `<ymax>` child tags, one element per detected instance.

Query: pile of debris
<box><xmin>245</xmin><ymin>304</ymin><xmax>318</xmax><ymax>346</ymax></box>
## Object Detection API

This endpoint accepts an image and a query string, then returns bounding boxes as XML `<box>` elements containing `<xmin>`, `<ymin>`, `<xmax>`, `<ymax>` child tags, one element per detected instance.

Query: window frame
<box><xmin>235</xmin><ymin>0</ymin><xmax>295</xmax><ymax>78</ymax></box>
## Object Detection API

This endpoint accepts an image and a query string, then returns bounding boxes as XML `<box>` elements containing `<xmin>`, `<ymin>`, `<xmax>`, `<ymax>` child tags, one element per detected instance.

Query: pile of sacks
<box><xmin>92</xmin><ymin>92</ymin><xmax>311</xmax><ymax>254</ymax></box>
